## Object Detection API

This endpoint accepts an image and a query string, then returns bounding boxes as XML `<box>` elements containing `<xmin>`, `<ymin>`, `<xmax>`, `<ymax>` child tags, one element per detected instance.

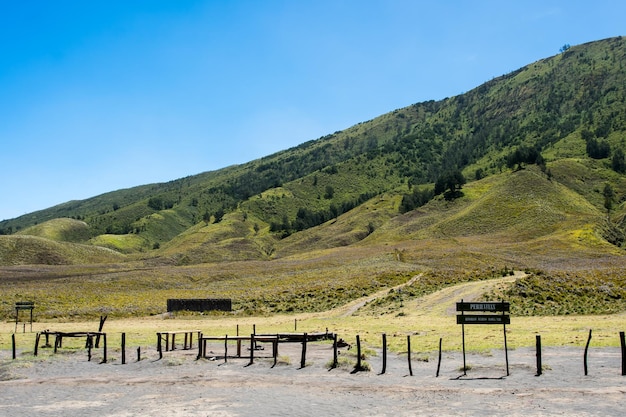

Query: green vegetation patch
<box><xmin>484</xmin><ymin>270</ymin><xmax>626</xmax><ymax>315</ymax></box>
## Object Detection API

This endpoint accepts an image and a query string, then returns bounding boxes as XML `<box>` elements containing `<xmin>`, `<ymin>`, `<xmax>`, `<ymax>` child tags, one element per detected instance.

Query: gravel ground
<box><xmin>1</xmin><ymin>341</ymin><xmax>625</xmax><ymax>416</ymax></box>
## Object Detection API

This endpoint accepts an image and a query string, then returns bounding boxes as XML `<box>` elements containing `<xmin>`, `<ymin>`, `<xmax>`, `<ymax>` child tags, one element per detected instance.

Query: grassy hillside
<box><xmin>17</xmin><ymin>218</ymin><xmax>91</xmax><ymax>243</ymax></box>
<box><xmin>0</xmin><ymin>235</ymin><xmax>124</xmax><ymax>266</ymax></box>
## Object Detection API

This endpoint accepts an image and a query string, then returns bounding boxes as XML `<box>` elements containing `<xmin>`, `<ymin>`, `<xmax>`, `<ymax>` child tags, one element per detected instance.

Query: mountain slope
<box><xmin>0</xmin><ymin>36</ymin><xmax>625</xmax><ymax>267</ymax></box>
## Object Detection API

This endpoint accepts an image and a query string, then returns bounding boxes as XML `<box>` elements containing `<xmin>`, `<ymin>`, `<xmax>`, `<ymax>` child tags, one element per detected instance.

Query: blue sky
<box><xmin>1</xmin><ymin>1</ymin><xmax>625</xmax><ymax>221</ymax></box>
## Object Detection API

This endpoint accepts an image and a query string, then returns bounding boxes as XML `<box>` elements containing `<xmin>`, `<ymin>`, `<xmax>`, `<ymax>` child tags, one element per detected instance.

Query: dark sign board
<box><xmin>456</xmin><ymin>302</ymin><xmax>510</xmax><ymax>312</ymax></box>
<box><xmin>457</xmin><ymin>314</ymin><xmax>510</xmax><ymax>325</ymax></box>
<box><xmin>167</xmin><ymin>298</ymin><xmax>231</xmax><ymax>312</ymax></box>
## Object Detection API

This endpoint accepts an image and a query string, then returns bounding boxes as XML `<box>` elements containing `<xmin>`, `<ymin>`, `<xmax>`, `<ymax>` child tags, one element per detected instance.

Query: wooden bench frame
<box><xmin>197</xmin><ymin>331</ymin><xmax>336</xmax><ymax>368</ymax></box>
<box><xmin>198</xmin><ymin>334</ymin><xmax>280</xmax><ymax>366</ymax></box>
<box><xmin>34</xmin><ymin>330</ymin><xmax>108</xmax><ymax>363</ymax></box>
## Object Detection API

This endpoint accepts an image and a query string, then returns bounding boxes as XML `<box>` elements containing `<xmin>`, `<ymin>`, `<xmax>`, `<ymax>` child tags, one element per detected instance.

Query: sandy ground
<box><xmin>1</xmin><ymin>340</ymin><xmax>625</xmax><ymax>417</ymax></box>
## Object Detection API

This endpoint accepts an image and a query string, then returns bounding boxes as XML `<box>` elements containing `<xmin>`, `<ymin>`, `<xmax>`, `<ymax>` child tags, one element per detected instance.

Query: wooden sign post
<box><xmin>456</xmin><ymin>300</ymin><xmax>510</xmax><ymax>376</ymax></box>
<box><xmin>15</xmin><ymin>301</ymin><xmax>34</xmax><ymax>333</ymax></box>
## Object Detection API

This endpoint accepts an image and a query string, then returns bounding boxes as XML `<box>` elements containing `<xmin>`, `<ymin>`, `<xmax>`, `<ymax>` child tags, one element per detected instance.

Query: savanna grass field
<box><xmin>2</xmin><ymin>224</ymin><xmax>626</xmax><ymax>416</ymax></box>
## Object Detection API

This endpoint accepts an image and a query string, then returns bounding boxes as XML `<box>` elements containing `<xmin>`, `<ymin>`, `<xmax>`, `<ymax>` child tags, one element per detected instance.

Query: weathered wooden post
<box><xmin>407</xmin><ymin>335</ymin><xmax>413</xmax><ymax>376</ymax></box>
<box><xmin>237</xmin><ymin>325</ymin><xmax>241</xmax><ymax>357</ymax></box>
<box><xmin>248</xmin><ymin>334</ymin><xmax>255</xmax><ymax>366</ymax></box>
<box><xmin>536</xmin><ymin>335</ymin><xmax>542</xmax><ymax>376</ymax></box>
<box><xmin>121</xmin><ymin>333</ymin><xmax>126</xmax><ymax>365</ymax></box>
<box><xmin>12</xmin><ymin>334</ymin><xmax>16</xmax><ymax>360</ymax></box>
<box><xmin>86</xmin><ymin>335</ymin><xmax>93</xmax><ymax>361</ymax></box>
<box><xmin>300</xmin><ymin>333</ymin><xmax>308</xmax><ymax>369</ymax></box>
<box><xmin>356</xmin><ymin>335</ymin><xmax>362</xmax><ymax>371</ymax></box>
<box><xmin>294</xmin><ymin>319</ymin><xmax>297</xmax><ymax>331</ymax></box>
<box><xmin>137</xmin><ymin>346</ymin><xmax>141</xmax><ymax>362</ymax></box>
<box><xmin>436</xmin><ymin>337</ymin><xmax>443</xmax><ymax>377</ymax></box>
<box><xmin>224</xmin><ymin>335</ymin><xmax>228</xmax><ymax>363</ymax></box>
<box><xmin>381</xmin><ymin>333</ymin><xmax>387</xmax><ymax>375</ymax></box>
<box><xmin>584</xmin><ymin>329</ymin><xmax>592</xmax><ymax>376</ymax></box>
<box><xmin>34</xmin><ymin>332</ymin><xmax>41</xmax><ymax>356</ymax></box>
<box><xmin>101</xmin><ymin>333</ymin><xmax>108</xmax><ymax>364</ymax></box>
<box><xmin>272</xmin><ymin>336</ymin><xmax>278</xmax><ymax>367</ymax></box>
<box><xmin>332</xmin><ymin>333</ymin><xmax>338</xmax><ymax>369</ymax></box>
<box><xmin>157</xmin><ymin>332</ymin><xmax>163</xmax><ymax>359</ymax></box>
<box><xmin>95</xmin><ymin>315</ymin><xmax>107</xmax><ymax>348</ymax></box>
<box><xmin>619</xmin><ymin>332</ymin><xmax>626</xmax><ymax>375</ymax></box>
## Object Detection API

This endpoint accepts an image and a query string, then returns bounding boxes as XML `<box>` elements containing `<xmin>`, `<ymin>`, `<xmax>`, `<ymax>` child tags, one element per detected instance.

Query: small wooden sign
<box><xmin>457</xmin><ymin>314</ymin><xmax>510</xmax><ymax>325</ymax></box>
<box><xmin>456</xmin><ymin>301</ymin><xmax>510</xmax><ymax>312</ymax></box>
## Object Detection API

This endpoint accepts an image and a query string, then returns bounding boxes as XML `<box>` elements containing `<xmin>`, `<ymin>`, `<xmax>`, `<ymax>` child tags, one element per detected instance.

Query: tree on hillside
<box><xmin>603</xmin><ymin>183</ymin><xmax>615</xmax><ymax>214</ymax></box>
<box><xmin>434</xmin><ymin>170</ymin><xmax>466</xmax><ymax>199</ymax></box>
<box><xmin>324</xmin><ymin>185</ymin><xmax>335</xmax><ymax>199</ymax></box>
<box><xmin>506</xmin><ymin>145</ymin><xmax>544</xmax><ymax>170</ymax></box>
<box><xmin>202</xmin><ymin>210</ymin><xmax>211</xmax><ymax>225</ymax></box>
<box><xmin>400</xmin><ymin>187</ymin><xmax>434</xmax><ymax>213</ymax></box>
<box><xmin>214</xmin><ymin>207</ymin><xmax>225</xmax><ymax>223</ymax></box>
<box><xmin>612</xmin><ymin>148</ymin><xmax>626</xmax><ymax>173</ymax></box>
<box><xmin>586</xmin><ymin>137</ymin><xmax>611</xmax><ymax>159</ymax></box>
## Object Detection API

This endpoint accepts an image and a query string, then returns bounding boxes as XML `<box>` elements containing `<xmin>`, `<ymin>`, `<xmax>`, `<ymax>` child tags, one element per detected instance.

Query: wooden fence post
<box><xmin>248</xmin><ymin>334</ymin><xmax>255</xmax><ymax>366</ymax></box>
<box><xmin>137</xmin><ymin>346</ymin><xmax>141</xmax><ymax>362</ymax></box>
<box><xmin>536</xmin><ymin>335</ymin><xmax>542</xmax><ymax>376</ymax></box>
<box><xmin>584</xmin><ymin>329</ymin><xmax>592</xmax><ymax>376</ymax></box>
<box><xmin>100</xmin><ymin>333</ymin><xmax>108</xmax><ymax>364</ymax></box>
<box><xmin>224</xmin><ymin>335</ymin><xmax>228</xmax><ymax>363</ymax></box>
<box><xmin>619</xmin><ymin>332</ymin><xmax>626</xmax><ymax>376</ymax></box>
<box><xmin>86</xmin><ymin>335</ymin><xmax>93</xmax><ymax>361</ymax></box>
<box><xmin>436</xmin><ymin>337</ymin><xmax>442</xmax><ymax>377</ymax></box>
<box><xmin>272</xmin><ymin>337</ymin><xmax>278</xmax><ymax>368</ymax></box>
<box><xmin>407</xmin><ymin>335</ymin><xmax>413</xmax><ymax>376</ymax></box>
<box><xmin>332</xmin><ymin>333</ymin><xmax>338</xmax><ymax>369</ymax></box>
<box><xmin>34</xmin><ymin>332</ymin><xmax>41</xmax><ymax>356</ymax></box>
<box><xmin>300</xmin><ymin>333</ymin><xmax>308</xmax><ymax>369</ymax></box>
<box><xmin>12</xmin><ymin>334</ymin><xmax>16</xmax><ymax>360</ymax></box>
<box><xmin>95</xmin><ymin>315</ymin><xmax>107</xmax><ymax>348</ymax></box>
<box><xmin>157</xmin><ymin>333</ymin><xmax>163</xmax><ymax>359</ymax></box>
<box><xmin>121</xmin><ymin>333</ymin><xmax>126</xmax><ymax>365</ymax></box>
<box><xmin>355</xmin><ymin>335</ymin><xmax>362</xmax><ymax>371</ymax></box>
<box><xmin>381</xmin><ymin>333</ymin><xmax>387</xmax><ymax>375</ymax></box>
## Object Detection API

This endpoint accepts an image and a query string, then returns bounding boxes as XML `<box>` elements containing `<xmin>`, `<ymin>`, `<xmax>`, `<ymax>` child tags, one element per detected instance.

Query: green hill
<box><xmin>0</xmin><ymin>37</ymin><xmax>625</xmax><ymax>319</ymax></box>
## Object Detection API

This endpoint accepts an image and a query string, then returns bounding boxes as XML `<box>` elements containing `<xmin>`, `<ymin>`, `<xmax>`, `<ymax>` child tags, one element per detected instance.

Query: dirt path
<box><xmin>333</xmin><ymin>271</ymin><xmax>523</xmax><ymax>318</ymax></box>
<box><xmin>412</xmin><ymin>271</ymin><xmax>524</xmax><ymax>317</ymax></box>
<box><xmin>335</xmin><ymin>273</ymin><xmax>423</xmax><ymax>317</ymax></box>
